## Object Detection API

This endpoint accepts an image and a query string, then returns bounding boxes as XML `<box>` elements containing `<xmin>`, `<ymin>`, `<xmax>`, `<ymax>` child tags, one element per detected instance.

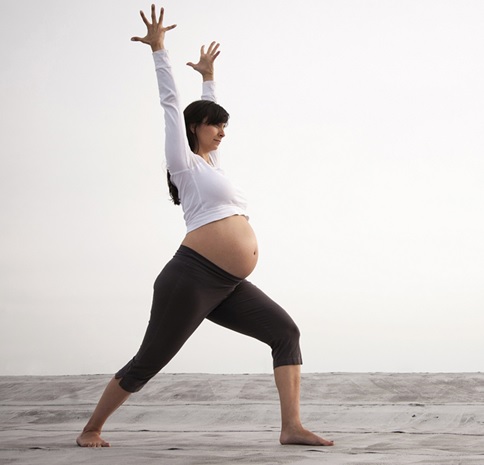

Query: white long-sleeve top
<box><xmin>153</xmin><ymin>49</ymin><xmax>248</xmax><ymax>233</ymax></box>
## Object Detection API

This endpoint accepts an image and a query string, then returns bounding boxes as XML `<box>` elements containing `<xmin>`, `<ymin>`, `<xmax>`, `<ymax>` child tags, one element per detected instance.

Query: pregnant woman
<box><xmin>76</xmin><ymin>4</ymin><xmax>333</xmax><ymax>448</ymax></box>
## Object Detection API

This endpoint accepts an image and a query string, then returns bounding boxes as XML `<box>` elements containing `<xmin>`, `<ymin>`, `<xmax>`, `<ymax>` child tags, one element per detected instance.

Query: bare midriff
<box><xmin>181</xmin><ymin>215</ymin><xmax>258</xmax><ymax>279</ymax></box>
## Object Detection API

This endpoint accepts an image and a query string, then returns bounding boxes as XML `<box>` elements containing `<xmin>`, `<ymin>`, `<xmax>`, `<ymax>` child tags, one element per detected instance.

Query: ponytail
<box><xmin>166</xmin><ymin>170</ymin><xmax>181</xmax><ymax>205</ymax></box>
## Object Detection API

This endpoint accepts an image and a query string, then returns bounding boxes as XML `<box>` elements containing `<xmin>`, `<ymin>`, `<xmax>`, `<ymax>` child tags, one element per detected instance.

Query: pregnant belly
<box><xmin>181</xmin><ymin>215</ymin><xmax>258</xmax><ymax>279</ymax></box>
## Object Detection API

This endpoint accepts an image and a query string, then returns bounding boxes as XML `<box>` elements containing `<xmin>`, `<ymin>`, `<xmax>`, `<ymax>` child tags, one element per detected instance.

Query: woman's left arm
<box><xmin>187</xmin><ymin>42</ymin><xmax>220</xmax><ymax>102</ymax></box>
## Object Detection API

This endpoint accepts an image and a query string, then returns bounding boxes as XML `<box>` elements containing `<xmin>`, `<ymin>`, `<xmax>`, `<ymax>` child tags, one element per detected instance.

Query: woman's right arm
<box><xmin>131</xmin><ymin>5</ymin><xmax>189</xmax><ymax>174</ymax></box>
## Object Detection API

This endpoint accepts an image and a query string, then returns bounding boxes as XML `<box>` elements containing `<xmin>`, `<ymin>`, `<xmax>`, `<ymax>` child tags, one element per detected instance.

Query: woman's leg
<box><xmin>275</xmin><ymin>365</ymin><xmax>334</xmax><ymax>446</ymax></box>
<box><xmin>76</xmin><ymin>377</ymin><xmax>131</xmax><ymax>447</ymax></box>
<box><xmin>207</xmin><ymin>281</ymin><xmax>334</xmax><ymax>446</ymax></box>
<box><xmin>77</xmin><ymin>247</ymin><xmax>241</xmax><ymax>447</ymax></box>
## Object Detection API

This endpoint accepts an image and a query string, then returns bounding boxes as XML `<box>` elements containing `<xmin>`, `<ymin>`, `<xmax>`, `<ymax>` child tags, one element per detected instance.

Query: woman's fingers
<box><xmin>205</xmin><ymin>42</ymin><xmax>220</xmax><ymax>59</ymax></box>
<box><xmin>151</xmin><ymin>4</ymin><xmax>157</xmax><ymax>24</ymax></box>
<box><xmin>140</xmin><ymin>9</ymin><xmax>150</xmax><ymax>27</ymax></box>
<box><xmin>157</xmin><ymin>6</ymin><xmax>165</xmax><ymax>25</ymax></box>
<box><xmin>133</xmin><ymin>4</ymin><xmax>176</xmax><ymax>46</ymax></box>
<box><xmin>207</xmin><ymin>41</ymin><xmax>219</xmax><ymax>55</ymax></box>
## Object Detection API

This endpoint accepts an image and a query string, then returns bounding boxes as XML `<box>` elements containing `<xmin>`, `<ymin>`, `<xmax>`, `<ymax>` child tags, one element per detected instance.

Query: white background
<box><xmin>1</xmin><ymin>0</ymin><xmax>483</xmax><ymax>375</ymax></box>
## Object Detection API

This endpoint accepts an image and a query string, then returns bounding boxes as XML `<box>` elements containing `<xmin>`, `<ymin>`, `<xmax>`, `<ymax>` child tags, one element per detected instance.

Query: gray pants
<box><xmin>115</xmin><ymin>245</ymin><xmax>302</xmax><ymax>392</ymax></box>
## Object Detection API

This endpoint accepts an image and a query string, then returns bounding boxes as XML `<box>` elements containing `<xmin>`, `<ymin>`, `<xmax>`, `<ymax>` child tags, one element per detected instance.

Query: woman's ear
<box><xmin>190</xmin><ymin>124</ymin><xmax>196</xmax><ymax>134</ymax></box>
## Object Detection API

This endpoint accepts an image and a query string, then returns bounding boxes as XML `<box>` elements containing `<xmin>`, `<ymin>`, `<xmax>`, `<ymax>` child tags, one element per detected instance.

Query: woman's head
<box><xmin>183</xmin><ymin>100</ymin><xmax>229</xmax><ymax>153</ymax></box>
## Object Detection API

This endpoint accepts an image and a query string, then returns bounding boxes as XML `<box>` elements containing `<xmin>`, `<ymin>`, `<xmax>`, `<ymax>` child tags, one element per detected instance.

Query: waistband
<box><xmin>174</xmin><ymin>245</ymin><xmax>243</xmax><ymax>284</ymax></box>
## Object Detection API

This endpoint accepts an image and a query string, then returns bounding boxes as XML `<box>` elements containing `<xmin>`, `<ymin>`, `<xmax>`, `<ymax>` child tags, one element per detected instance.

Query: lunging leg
<box><xmin>207</xmin><ymin>281</ymin><xmax>334</xmax><ymax>446</ymax></box>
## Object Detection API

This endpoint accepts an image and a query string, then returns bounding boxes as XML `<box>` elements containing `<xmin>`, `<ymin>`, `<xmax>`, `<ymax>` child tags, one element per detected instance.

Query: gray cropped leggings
<box><xmin>115</xmin><ymin>245</ymin><xmax>302</xmax><ymax>392</ymax></box>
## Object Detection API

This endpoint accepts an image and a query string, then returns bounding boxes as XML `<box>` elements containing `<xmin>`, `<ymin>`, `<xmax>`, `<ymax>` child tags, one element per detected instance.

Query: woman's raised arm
<box><xmin>187</xmin><ymin>42</ymin><xmax>221</xmax><ymax>103</ymax></box>
<box><xmin>132</xmin><ymin>5</ymin><xmax>190</xmax><ymax>175</ymax></box>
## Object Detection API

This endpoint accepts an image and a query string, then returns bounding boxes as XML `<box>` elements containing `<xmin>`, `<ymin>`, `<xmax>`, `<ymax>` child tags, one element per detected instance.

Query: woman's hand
<box><xmin>131</xmin><ymin>4</ymin><xmax>176</xmax><ymax>52</ymax></box>
<box><xmin>187</xmin><ymin>42</ymin><xmax>220</xmax><ymax>81</ymax></box>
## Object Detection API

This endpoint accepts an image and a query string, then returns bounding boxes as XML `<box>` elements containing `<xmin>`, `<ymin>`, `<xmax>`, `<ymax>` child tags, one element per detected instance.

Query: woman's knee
<box><xmin>278</xmin><ymin>319</ymin><xmax>300</xmax><ymax>345</ymax></box>
<box><xmin>271</xmin><ymin>318</ymin><xmax>302</xmax><ymax>366</ymax></box>
<box><xmin>114</xmin><ymin>356</ymin><xmax>166</xmax><ymax>393</ymax></box>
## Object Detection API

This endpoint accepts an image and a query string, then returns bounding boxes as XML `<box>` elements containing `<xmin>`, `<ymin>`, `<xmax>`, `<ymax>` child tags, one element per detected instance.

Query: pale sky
<box><xmin>1</xmin><ymin>0</ymin><xmax>483</xmax><ymax>376</ymax></box>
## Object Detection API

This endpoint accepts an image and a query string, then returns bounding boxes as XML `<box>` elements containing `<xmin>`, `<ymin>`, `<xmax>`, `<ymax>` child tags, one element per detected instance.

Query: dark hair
<box><xmin>167</xmin><ymin>100</ymin><xmax>230</xmax><ymax>205</ymax></box>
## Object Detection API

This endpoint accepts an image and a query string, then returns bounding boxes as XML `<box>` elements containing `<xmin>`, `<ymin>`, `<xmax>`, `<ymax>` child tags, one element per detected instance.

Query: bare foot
<box><xmin>76</xmin><ymin>430</ymin><xmax>111</xmax><ymax>448</ymax></box>
<box><xmin>280</xmin><ymin>426</ymin><xmax>334</xmax><ymax>446</ymax></box>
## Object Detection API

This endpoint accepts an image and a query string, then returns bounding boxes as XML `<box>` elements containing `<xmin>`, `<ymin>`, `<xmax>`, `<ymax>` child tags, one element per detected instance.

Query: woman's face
<box><xmin>195</xmin><ymin>122</ymin><xmax>226</xmax><ymax>155</ymax></box>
